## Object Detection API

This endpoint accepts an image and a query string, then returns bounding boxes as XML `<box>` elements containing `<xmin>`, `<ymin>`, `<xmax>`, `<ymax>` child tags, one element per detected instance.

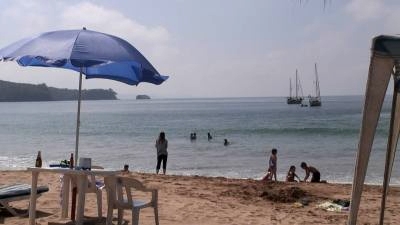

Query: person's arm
<box><xmin>286</xmin><ymin>172</ymin><xmax>291</xmax><ymax>182</ymax></box>
<box><xmin>295</xmin><ymin>173</ymin><xmax>301</xmax><ymax>181</ymax></box>
<box><xmin>304</xmin><ymin>168</ymin><xmax>310</xmax><ymax>182</ymax></box>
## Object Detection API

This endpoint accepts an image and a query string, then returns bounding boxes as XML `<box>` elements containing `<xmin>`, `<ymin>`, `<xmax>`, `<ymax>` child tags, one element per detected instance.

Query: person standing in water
<box><xmin>207</xmin><ymin>132</ymin><xmax>212</xmax><ymax>141</ymax></box>
<box><xmin>224</xmin><ymin>139</ymin><xmax>229</xmax><ymax>146</ymax></box>
<box><xmin>155</xmin><ymin>132</ymin><xmax>168</xmax><ymax>175</ymax></box>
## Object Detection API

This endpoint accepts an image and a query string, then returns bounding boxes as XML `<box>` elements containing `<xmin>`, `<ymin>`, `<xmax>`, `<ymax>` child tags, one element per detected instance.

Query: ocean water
<box><xmin>0</xmin><ymin>96</ymin><xmax>398</xmax><ymax>184</ymax></box>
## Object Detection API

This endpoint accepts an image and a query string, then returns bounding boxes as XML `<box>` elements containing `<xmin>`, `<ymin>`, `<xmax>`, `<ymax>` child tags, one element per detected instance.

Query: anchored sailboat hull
<box><xmin>309</xmin><ymin>97</ymin><xmax>321</xmax><ymax>106</ymax></box>
<box><xmin>287</xmin><ymin>97</ymin><xmax>303</xmax><ymax>104</ymax></box>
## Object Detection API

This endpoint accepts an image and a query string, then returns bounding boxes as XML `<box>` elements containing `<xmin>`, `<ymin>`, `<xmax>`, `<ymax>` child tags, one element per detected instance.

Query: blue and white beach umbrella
<box><xmin>0</xmin><ymin>28</ymin><xmax>169</xmax><ymax>163</ymax></box>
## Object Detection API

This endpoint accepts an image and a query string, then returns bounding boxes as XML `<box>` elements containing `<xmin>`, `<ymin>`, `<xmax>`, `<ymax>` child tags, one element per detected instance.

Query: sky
<box><xmin>0</xmin><ymin>0</ymin><xmax>398</xmax><ymax>99</ymax></box>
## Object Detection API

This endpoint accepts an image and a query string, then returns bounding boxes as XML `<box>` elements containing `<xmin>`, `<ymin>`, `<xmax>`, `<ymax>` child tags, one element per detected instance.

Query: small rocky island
<box><xmin>136</xmin><ymin>95</ymin><xmax>151</xmax><ymax>100</ymax></box>
<box><xmin>0</xmin><ymin>80</ymin><xmax>118</xmax><ymax>101</ymax></box>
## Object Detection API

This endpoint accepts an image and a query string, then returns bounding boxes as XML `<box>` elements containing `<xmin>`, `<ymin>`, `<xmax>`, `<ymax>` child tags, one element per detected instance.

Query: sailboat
<box><xmin>309</xmin><ymin>63</ymin><xmax>322</xmax><ymax>107</ymax></box>
<box><xmin>287</xmin><ymin>69</ymin><xmax>303</xmax><ymax>104</ymax></box>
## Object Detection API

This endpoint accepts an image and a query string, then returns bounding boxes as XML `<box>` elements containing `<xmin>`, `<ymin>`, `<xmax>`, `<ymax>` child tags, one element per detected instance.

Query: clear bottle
<box><xmin>35</xmin><ymin>151</ymin><xmax>42</xmax><ymax>168</ymax></box>
<box><xmin>69</xmin><ymin>153</ymin><xmax>74</xmax><ymax>169</ymax></box>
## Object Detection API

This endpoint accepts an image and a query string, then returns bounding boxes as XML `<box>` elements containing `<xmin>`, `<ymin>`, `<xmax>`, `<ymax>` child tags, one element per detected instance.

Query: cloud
<box><xmin>382</xmin><ymin>5</ymin><xmax>400</xmax><ymax>34</ymax></box>
<box><xmin>60</xmin><ymin>2</ymin><xmax>170</xmax><ymax>44</ymax></box>
<box><xmin>0</xmin><ymin>1</ymin><xmax>175</xmax><ymax>97</ymax></box>
<box><xmin>1</xmin><ymin>0</ymin><xmax>392</xmax><ymax>98</ymax></box>
<box><xmin>0</xmin><ymin>1</ymin><xmax>54</xmax><ymax>44</ymax></box>
<box><xmin>0</xmin><ymin>1</ymin><xmax>173</xmax><ymax>60</ymax></box>
<box><xmin>59</xmin><ymin>2</ymin><xmax>177</xmax><ymax>72</ymax></box>
<box><xmin>345</xmin><ymin>0</ymin><xmax>386</xmax><ymax>21</ymax></box>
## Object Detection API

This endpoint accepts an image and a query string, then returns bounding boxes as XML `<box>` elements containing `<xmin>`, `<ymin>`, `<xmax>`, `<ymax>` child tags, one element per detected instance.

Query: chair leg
<box><xmin>154</xmin><ymin>206</ymin><xmax>159</xmax><ymax>225</ymax></box>
<box><xmin>106</xmin><ymin>208</ymin><xmax>113</xmax><ymax>225</ymax></box>
<box><xmin>97</xmin><ymin>191</ymin><xmax>102</xmax><ymax>218</ymax></box>
<box><xmin>0</xmin><ymin>200</ymin><xmax>27</xmax><ymax>217</ymax></box>
<box><xmin>132</xmin><ymin>208</ymin><xmax>140</xmax><ymax>225</ymax></box>
<box><xmin>117</xmin><ymin>208</ymin><xmax>123</xmax><ymax>225</ymax></box>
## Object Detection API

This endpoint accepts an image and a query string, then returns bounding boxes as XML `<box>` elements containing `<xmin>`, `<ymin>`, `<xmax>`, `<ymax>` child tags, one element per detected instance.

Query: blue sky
<box><xmin>0</xmin><ymin>0</ymin><xmax>398</xmax><ymax>98</ymax></box>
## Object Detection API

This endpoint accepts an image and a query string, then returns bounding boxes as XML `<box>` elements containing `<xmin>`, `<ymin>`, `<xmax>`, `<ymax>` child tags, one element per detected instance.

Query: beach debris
<box><xmin>332</xmin><ymin>199</ymin><xmax>350</xmax><ymax>207</ymax></box>
<box><xmin>293</xmin><ymin>202</ymin><xmax>304</xmax><ymax>208</ymax></box>
<box><xmin>317</xmin><ymin>201</ymin><xmax>349</xmax><ymax>212</ymax></box>
<box><xmin>292</xmin><ymin>197</ymin><xmax>310</xmax><ymax>207</ymax></box>
<box><xmin>300</xmin><ymin>197</ymin><xmax>310</xmax><ymax>206</ymax></box>
<box><xmin>260</xmin><ymin>186</ymin><xmax>307</xmax><ymax>203</ymax></box>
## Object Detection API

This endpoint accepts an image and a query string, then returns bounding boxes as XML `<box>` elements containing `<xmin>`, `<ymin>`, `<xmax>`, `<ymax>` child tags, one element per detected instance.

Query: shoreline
<box><xmin>1</xmin><ymin>168</ymin><xmax>399</xmax><ymax>187</ymax></box>
<box><xmin>1</xmin><ymin>170</ymin><xmax>399</xmax><ymax>224</ymax></box>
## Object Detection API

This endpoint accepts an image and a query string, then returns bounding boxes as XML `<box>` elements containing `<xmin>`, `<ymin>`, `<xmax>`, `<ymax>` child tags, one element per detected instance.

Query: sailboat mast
<box><xmin>314</xmin><ymin>63</ymin><xmax>320</xmax><ymax>98</ymax></box>
<box><xmin>289</xmin><ymin>78</ymin><xmax>292</xmax><ymax>98</ymax></box>
<box><xmin>295</xmin><ymin>69</ymin><xmax>298</xmax><ymax>98</ymax></box>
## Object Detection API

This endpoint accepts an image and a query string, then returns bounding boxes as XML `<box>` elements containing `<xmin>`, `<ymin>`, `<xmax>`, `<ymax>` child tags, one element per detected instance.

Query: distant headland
<box><xmin>136</xmin><ymin>94</ymin><xmax>151</xmax><ymax>100</ymax></box>
<box><xmin>0</xmin><ymin>80</ymin><xmax>118</xmax><ymax>102</ymax></box>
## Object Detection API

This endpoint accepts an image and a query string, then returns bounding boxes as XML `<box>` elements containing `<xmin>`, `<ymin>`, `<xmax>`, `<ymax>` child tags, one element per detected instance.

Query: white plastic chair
<box><xmin>85</xmin><ymin>174</ymin><xmax>104</xmax><ymax>218</ymax></box>
<box><xmin>105</xmin><ymin>176</ymin><xmax>159</xmax><ymax>225</ymax></box>
<box><xmin>68</xmin><ymin>169</ymin><xmax>105</xmax><ymax>218</ymax></box>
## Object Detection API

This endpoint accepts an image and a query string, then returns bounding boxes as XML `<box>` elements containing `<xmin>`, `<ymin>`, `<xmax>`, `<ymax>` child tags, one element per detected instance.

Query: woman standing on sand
<box><xmin>155</xmin><ymin>131</ymin><xmax>168</xmax><ymax>175</ymax></box>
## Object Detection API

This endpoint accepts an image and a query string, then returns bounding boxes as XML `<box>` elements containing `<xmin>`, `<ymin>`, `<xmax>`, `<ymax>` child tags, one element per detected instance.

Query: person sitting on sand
<box><xmin>300</xmin><ymin>162</ymin><xmax>320</xmax><ymax>183</ymax></box>
<box><xmin>286</xmin><ymin>165</ymin><xmax>300</xmax><ymax>182</ymax></box>
<box><xmin>262</xmin><ymin>168</ymin><xmax>272</xmax><ymax>181</ymax></box>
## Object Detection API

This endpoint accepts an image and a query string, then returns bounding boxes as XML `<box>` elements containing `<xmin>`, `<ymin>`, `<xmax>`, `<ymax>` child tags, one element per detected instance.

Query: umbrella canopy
<box><xmin>0</xmin><ymin>28</ymin><xmax>169</xmax><ymax>163</ymax></box>
<box><xmin>0</xmin><ymin>28</ymin><xmax>168</xmax><ymax>85</ymax></box>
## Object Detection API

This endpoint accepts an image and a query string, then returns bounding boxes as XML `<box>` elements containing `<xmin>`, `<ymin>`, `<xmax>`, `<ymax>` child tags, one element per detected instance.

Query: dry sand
<box><xmin>0</xmin><ymin>170</ymin><xmax>399</xmax><ymax>225</ymax></box>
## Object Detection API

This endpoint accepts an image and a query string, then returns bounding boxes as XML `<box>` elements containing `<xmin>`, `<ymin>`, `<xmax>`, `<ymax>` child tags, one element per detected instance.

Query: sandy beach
<box><xmin>0</xmin><ymin>170</ymin><xmax>399</xmax><ymax>225</ymax></box>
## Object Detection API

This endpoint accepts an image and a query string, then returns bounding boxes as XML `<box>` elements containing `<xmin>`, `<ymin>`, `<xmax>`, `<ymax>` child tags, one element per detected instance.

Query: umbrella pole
<box><xmin>75</xmin><ymin>68</ymin><xmax>83</xmax><ymax>167</ymax></box>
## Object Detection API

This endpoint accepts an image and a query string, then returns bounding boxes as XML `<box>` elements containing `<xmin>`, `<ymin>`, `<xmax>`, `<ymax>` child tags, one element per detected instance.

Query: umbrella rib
<box><xmin>69</xmin><ymin>27</ymin><xmax>87</xmax><ymax>69</ymax></box>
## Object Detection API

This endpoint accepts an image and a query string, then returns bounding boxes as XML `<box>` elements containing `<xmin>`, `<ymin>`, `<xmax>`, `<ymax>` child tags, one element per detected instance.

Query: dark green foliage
<box><xmin>0</xmin><ymin>80</ymin><xmax>118</xmax><ymax>102</ymax></box>
<box><xmin>136</xmin><ymin>95</ymin><xmax>150</xmax><ymax>99</ymax></box>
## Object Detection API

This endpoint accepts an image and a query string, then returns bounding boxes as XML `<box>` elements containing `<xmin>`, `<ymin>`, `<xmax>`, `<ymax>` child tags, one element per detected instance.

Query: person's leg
<box><xmin>315</xmin><ymin>172</ymin><xmax>320</xmax><ymax>182</ymax></box>
<box><xmin>162</xmin><ymin>155</ymin><xmax>168</xmax><ymax>175</ymax></box>
<box><xmin>265</xmin><ymin>168</ymin><xmax>272</xmax><ymax>181</ymax></box>
<box><xmin>311</xmin><ymin>172</ymin><xmax>321</xmax><ymax>183</ymax></box>
<box><xmin>156</xmin><ymin>155</ymin><xmax>162</xmax><ymax>174</ymax></box>
<box><xmin>272</xmin><ymin>167</ymin><xmax>277</xmax><ymax>181</ymax></box>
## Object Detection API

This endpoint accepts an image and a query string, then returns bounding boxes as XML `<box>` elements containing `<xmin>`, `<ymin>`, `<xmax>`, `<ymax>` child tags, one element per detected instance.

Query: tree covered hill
<box><xmin>0</xmin><ymin>80</ymin><xmax>117</xmax><ymax>101</ymax></box>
